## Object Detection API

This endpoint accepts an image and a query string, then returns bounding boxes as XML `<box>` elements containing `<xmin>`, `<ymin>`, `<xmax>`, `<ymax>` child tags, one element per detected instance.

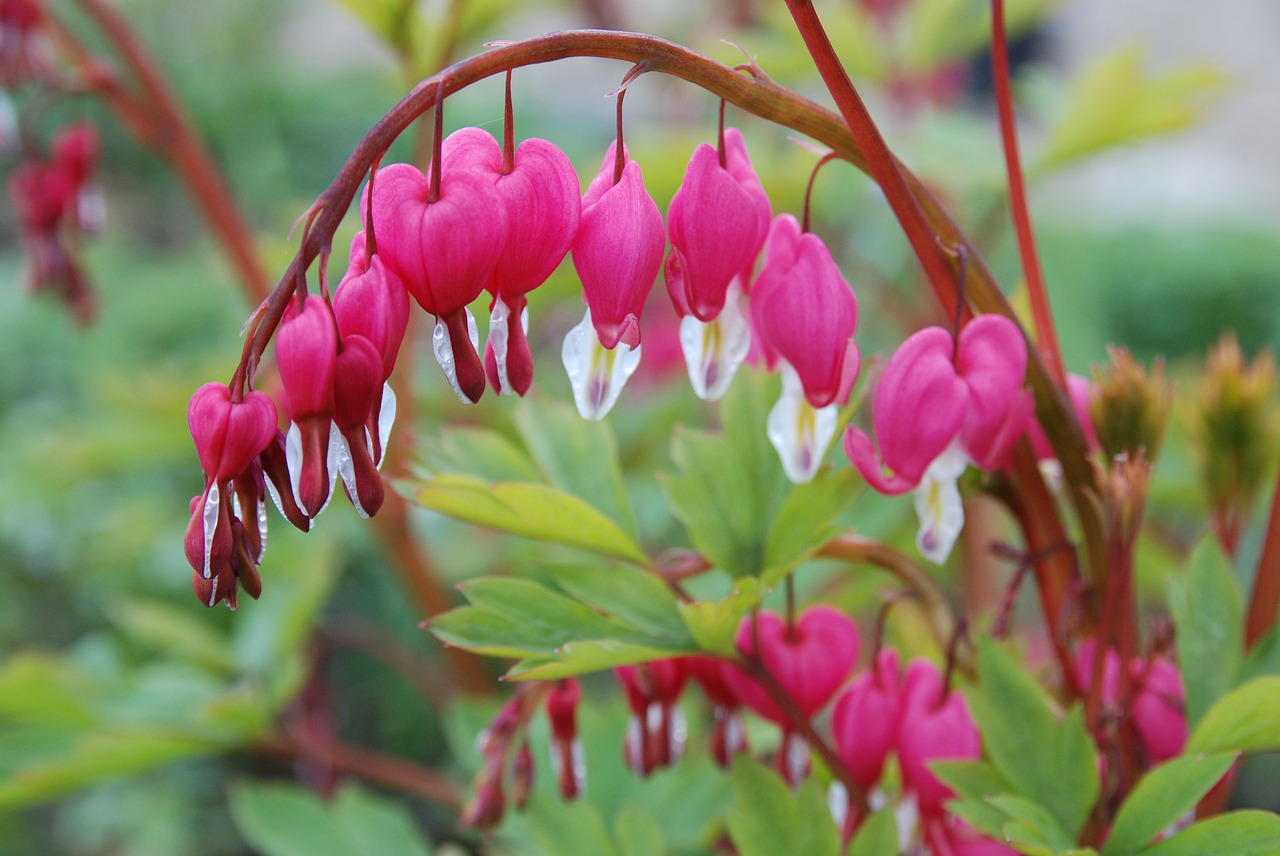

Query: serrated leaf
<box><xmin>968</xmin><ymin>641</ymin><xmax>1098</xmax><ymax>840</ymax></box>
<box><xmin>848</xmin><ymin>807</ymin><xmax>899</xmax><ymax>856</ymax></box>
<box><xmin>551</xmin><ymin>564</ymin><xmax>691</xmax><ymax>645</ymax></box>
<box><xmin>1102</xmin><ymin>753</ymin><xmax>1236</xmax><ymax>856</ymax></box>
<box><xmin>727</xmin><ymin>756</ymin><xmax>840</xmax><ymax>856</ymax></box>
<box><xmin>1186</xmin><ymin>677</ymin><xmax>1280</xmax><ymax>755</ymax></box>
<box><xmin>412</xmin><ymin>475</ymin><xmax>648</xmax><ymax>564</ymax></box>
<box><xmin>1171</xmin><ymin>538</ymin><xmax>1244</xmax><ymax>729</ymax></box>
<box><xmin>678</xmin><ymin>580</ymin><xmax>767</xmax><ymax>656</ymax></box>
<box><xmin>763</xmin><ymin>467</ymin><xmax>861</xmax><ymax>583</ymax></box>
<box><xmin>1136</xmin><ymin>811</ymin><xmax>1280</xmax><ymax>856</ymax></box>
<box><xmin>1036</xmin><ymin>46</ymin><xmax>1227</xmax><ymax>173</ymax></box>
<box><xmin>514</xmin><ymin>397</ymin><xmax>638</xmax><ymax>540</ymax></box>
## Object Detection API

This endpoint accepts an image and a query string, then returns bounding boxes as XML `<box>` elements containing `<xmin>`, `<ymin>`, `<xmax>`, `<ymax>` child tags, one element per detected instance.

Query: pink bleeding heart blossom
<box><xmin>365</xmin><ymin>151</ymin><xmax>509</xmax><ymax>403</ymax></box>
<box><xmin>665</xmin><ymin>127</ymin><xmax>770</xmax><ymax>323</ymax></box>
<box><xmin>443</xmin><ymin>128</ymin><xmax>581</xmax><ymax>396</ymax></box>
<box><xmin>573</xmin><ymin>141</ymin><xmax>665</xmax><ymax>351</ymax></box>
<box><xmin>831</xmin><ymin>647</ymin><xmax>902</xmax><ymax>791</ymax></box>
<box><xmin>331</xmin><ymin>333</ymin><xmax>386</xmax><ymax>517</ymax></box>
<box><xmin>1130</xmin><ymin>656</ymin><xmax>1187</xmax><ymax>762</ymax></box>
<box><xmin>751</xmin><ymin>214</ymin><xmax>860</xmax><ymax>410</ymax></box>
<box><xmin>844</xmin><ymin>314</ymin><xmax>1031</xmax><ymax>562</ymax></box>
<box><xmin>1029</xmin><ymin>372</ymin><xmax>1100</xmax><ymax>462</ymax></box>
<box><xmin>184</xmin><ymin>382</ymin><xmax>278</xmax><ymax>608</ymax></box>
<box><xmin>615</xmin><ymin>658</ymin><xmax>689</xmax><ymax>777</ymax></box>
<box><xmin>897</xmin><ymin>658</ymin><xmax>981</xmax><ymax>816</ymax></box>
<box><xmin>276</xmin><ymin>295</ymin><xmax>338</xmax><ymax>518</ymax></box>
<box><xmin>725</xmin><ymin>606</ymin><xmax>858</xmax><ymax>785</ymax></box>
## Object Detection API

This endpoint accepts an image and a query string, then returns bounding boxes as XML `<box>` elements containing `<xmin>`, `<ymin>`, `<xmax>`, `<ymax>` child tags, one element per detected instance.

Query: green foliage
<box><xmin>966</xmin><ymin>641</ymin><xmax>1099</xmax><ymax>842</ymax></box>
<box><xmin>1170</xmin><ymin>539</ymin><xmax>1244</xmax><ymax>728</ymax></box>
<box><xmin>1035</xmin><ymin>46</ymin><xmax>1227</xmax><ymax>174</ymax></box>
<box><xmin>1186</xmin><ymin>677</ymin><xmax>1280</xmax><ymax>755</ymax></box>
<box><xmin>228</xmin><ymin>781</ymin><xmax>434</xmax><ymax>856</ymax></box>
<box><xmin>1102</xmin><ymin>753</ymin><xmax>1237</xmax><ymax>856</ymax></box>
<box><xmin>1135</xmin><ymin>811</ymin><xmax>1280</xmax><ymax>856</ymax></box>
<box><xmin>726</xmin><ymin>757</ymin><xmax>841</xmax><ymax>856</ymax></box>
<box><xmin>678</xmin><ymin>579</ymin><xmax>768</xmax><ymax>657</ymax></box>
<box><xmin>848</xmin><ymin>808</ymin><xmax>899</xmax><ymax>856</ymax></box>
<box><xmin>428</xmin><ymin>571</ymin><xmax>697</xmax><ymax>679</ymax></box>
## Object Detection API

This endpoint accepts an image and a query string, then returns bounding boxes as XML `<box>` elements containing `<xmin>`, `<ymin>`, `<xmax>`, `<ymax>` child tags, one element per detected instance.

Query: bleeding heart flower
<box><xmin>844</xmin><ymin>314</ymin><xmax>1031</xmax><ymax>562</ymax></box>
<box><xmin>1131</xmin><ymin>656</ymin><xmax>1187</xmax><ymax>762</ymax></box>
<box><xmin>897</xmin><ymin>659</ymin><xmax>981</xmax><ymax>816</ymax></box>
<box><xmin>443</xmin><ymin>128</ymin><xmax>581</xmax><ymax>396</ymax></box>
<box><xmin>750</xmin><ymin>215</ymin><xmax>860</xmax><ymax>483</ymax></box>
<box><xmin>366</xmin><ymin>154</ymin><xmax>509</xmax><ymax>403</ymax></box>
<box><xmin>685</xmin><ymin>655</ymin><xmax>747</xmax><ymax>767</ymax></box>
<box><xmin>276</xmin><ymin>295</ymin><xmax>338</xmax><ymax>518</ymax></box>
<box><xmin>562</xmin><ymin>142</ymin><xmax>664</xmax><ymax>419</ymax></box>
<box><xmin>545</xmin><ymin>678</ymin><xmax>585</xmax><ymax>799</ymax></box>
<box><xmin>615</xmin><ymin>658</ymin><xmax>689</xmax><ymax>777</ymax></box>
<box><xmin>831</xmin><ymin>647</ymin><xmax>901</xmax><ymax>791</ymax></box>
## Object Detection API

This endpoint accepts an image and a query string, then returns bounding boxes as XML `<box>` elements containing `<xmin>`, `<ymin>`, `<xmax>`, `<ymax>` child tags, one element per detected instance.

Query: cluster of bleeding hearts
<box><xmin>526</xmin><ymin>608</ymin><xmax>1188</xmax><ymax>854</ymax></box>
<box><xmin>6</xmin><ymin>120</ymin><xmax>101</xmax><ymax>323</ymax></box>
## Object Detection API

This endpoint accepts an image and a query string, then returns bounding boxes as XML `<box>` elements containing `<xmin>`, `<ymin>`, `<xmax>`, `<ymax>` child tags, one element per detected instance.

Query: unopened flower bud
<box><xmin>1090</xmin><ymin>346</ymin><xmax>1173</xmax><ymax>464</ymax></box>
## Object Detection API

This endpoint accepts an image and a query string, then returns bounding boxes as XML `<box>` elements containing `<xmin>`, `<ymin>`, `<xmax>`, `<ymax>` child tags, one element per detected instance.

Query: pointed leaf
<box><xmin>1171</xmin><ymin>538</ymin><xmax>1243</xmax><ymax>728</ymax></box>
<box><xmin>763</xmin><ymin>467</ymin><xmax>861</xmax><ymax>582</ymax></box>
<box><xmin>726</xmin><ymin>756</ymin><xmax>840</xmax><ymax>856</ymax></box>
<box><xmin>412</xmin><ymin>475</ymin><xmax>648</xmax><ymax>564</ymax></box>
<box><xmin>848</xmin><ymin>807</ymin><xmax>899</xmax><ymax>856</ymax></box>
<box><xmin>551</xmin><ymin>564</ymin><xmax>692</xmax><ymax>645</ymax></box>
<box><xmin>1102</xmin><ymin>753</ymin><xmax>1236</xmax><ymax>856</ymax></box>
<box><xmin>614</xmin><ymin>805</ymin><xmax>666</xmax><ymax>856</ymax></box>
<box><xmin>514</xmin><ymin>397</ymin><xmax>638</xmax><ymax>540</ymax></box>
<box><xmin>1136</xmin><ymin>811</ymin><xmax>1280</xmax><ymax>856</ymax></box>
<box><xmin>678</xmin><ymin>580</ymin><xmax>767</xmax><ymax>656</ymax></box>
<box><xmin>506</xmin><ymin>639</ymin><xmax>689</xmax><ymax>681</ymax></box>
<box><xmin>1186</xmin><ymin>677</ymin><xmax>1280</xmax><ymax>755</ymax></box>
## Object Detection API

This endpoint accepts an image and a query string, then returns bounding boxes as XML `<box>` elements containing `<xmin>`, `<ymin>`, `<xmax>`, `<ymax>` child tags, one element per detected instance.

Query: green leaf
<box><xmin>514</xmin><ymin>397</ymin><xmax>638</xmax><ymax>540</ymax></box>
<box><xmin>726</xmin><ymin>756</ymin><xmax>840</xmax><ymax>856</ymax></box>
<box><xmin>662</xmin><ymin>369</ymin><xmax>785</xmax><ymax>579</ymax></box>
<box><xmin>507</xmin><ymin>639</ymin><xmax>689</xmax><ymax>681</ymax></box>
<box><xmin>551</xmin><ymin>564</ymin><xmax>691</xmax><ymax>646</ymax></box>
<box><xmin>1136</xmin><ymin>811</ymin><xmax>1280</xmax><ymax>856</ymax></box>
<box><xmin>848</xmin><ymin>807</ymin><xmax>899</xmax><ymax>856</ymax></box>
<box><xmin>933</xmin><ymin>760</ymin><xmax>1018</xmax><ymax>840</ymax></box>
<box><xmin>763</xmin><ymin>467</ymin><xmax>861</xmax><ymax>583</ymax></box>
<box><xmin>526</xmin><ymin>794</ymin><xmax>618</xmax><ymax>856</ymax></box>
<box><xmin>988</xmin><ymin>795</ymin><xmax>1076</xmax><ymax>853</ymax></box>
<box><xmin>110</xmin><ymin>599</ymin><xmax>236</xmax><ymax>676</ymax></box>
<box><xmin>1036</xmin><ymin>46</ymin><xmax>1227</xmax><ymax>173</ymax></box>
<box><xmin>1170</xmin><ymin>538</ymin><xmax>1244</xmax><ymax>728</ymax></box>
<box><xmin>1235</xmin><ymin>621</ymin><xmax>1280</xmax><ymax>686</ymax></box>
<box><xmin>228</xmin><ymin>781</ymin><xmax>433</xmax><ymax>856</ymax></box>
<box><xmin>678</xmin><ymin>580</ymin><xmax>767</xmax><ymax>656</ymax></box>
<box><xmin>614</xmin><ymin>805</ymin><xmax>666</xmax><ymax>856</ymax></box>
<box><xmin>968</xmin><ymin>640</ymin><xmax>1099</xmax><ymax>841</ymax></box>
<box><xmin>1186</xmin><ymin>677</ymin><xmax>1280</xmax><ymax>754</ymax></box>
<box><xmin>1102</xmin><ymin>753</ymin><xmax>1237</xmax><ymax>856</ymax></box>
<box><xmin>412</xmin><ymin>475</ymin><xmax>648</xmax><ymax>564</ymax></box>
<box><xmin>420</xmin><ymin>425</ymin><xmax>543</xmax><ymax>484</ymax></box>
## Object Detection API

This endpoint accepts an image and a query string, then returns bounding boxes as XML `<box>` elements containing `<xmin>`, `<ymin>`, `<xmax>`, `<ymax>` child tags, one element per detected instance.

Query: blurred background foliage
<box><xmin>1</xmin><ymin>0</ymin><xmax>1278</xmax><ymax>852</ymax></box>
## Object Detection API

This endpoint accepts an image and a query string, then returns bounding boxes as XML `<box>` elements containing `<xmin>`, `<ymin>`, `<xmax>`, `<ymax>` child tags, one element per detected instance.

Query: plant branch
<box><xmin>989</xmin><ymin>0</ymin><xmax>1065</xmax><ymax>388</ymax></box>
<box><xmin>1247</xmin><ymin>465</ymin><xmax>1280</xmax><ymax>647</ymax></box>
<box><xmin>254</xmin><ymin>731</ymin><xmax>464</xmax><ymax>809</ymax></box>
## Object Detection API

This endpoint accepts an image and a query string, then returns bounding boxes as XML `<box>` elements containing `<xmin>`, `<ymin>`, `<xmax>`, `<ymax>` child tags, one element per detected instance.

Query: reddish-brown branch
<box><xmin>67</xmin><ymin>0</ymin><xmax>271</xmax><ymax>303</ymax></box>
<box><xmin>990</xmin><ymin>0</ymin><xmax>1065</xmax><ymax>388</ymax></box>
<box><xmin>254</xmin><ymin>731</ymin><xmax>464</xmax><ymax>809</ymax></box>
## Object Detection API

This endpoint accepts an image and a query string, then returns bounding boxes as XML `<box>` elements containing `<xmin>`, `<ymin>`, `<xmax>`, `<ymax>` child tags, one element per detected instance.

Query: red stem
<box><xmin>990</xmin><ymin>0</ymin><xmax>1066</xmax><ymax>388</ymax></box>
<box><xmin>1247</xmin><ymin>465</ymin><xmax>1280</xmax><ymax>647</ymax></box>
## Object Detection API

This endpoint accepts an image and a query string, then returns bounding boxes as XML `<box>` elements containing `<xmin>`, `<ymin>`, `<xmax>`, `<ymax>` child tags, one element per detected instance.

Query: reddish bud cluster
<box><xmin>7</xmin><ymin>121</ymin><xmax>102</xmax><ymax>323</ymax></box>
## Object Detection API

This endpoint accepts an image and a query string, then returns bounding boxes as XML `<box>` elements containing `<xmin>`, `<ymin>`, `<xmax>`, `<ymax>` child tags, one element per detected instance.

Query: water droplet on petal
<box><xmin>913</xmin><ymin>442</ymin><xmax>969</xmax><ymax>564</ymax></box>
<box><xmin>561</xmin><ymin>307</ymin><xmax>641</xmax><ymax>420</ymax></box>
<box><xmin>680</xmin><ymin>280</ymin><xmax>751</xmax><ymax>401</ymax></box>
<box><xmin>255</xmin><ymin>498</ymin><xmax>268</xmax><ymax>562</ymax></box>
<box><xmin>432</xmin><ymin>308</ymin><xmax>481</xmax><ymax>403</ymax></box>
<box><xmin>486</xmin><ymin>295</ymin><xmax>519</xmax><ymax>395</ymax></box>
<box><xmin>767</xmin><ymin>362</ymin><xmax>839</xmax><ymax>483</ymax></box>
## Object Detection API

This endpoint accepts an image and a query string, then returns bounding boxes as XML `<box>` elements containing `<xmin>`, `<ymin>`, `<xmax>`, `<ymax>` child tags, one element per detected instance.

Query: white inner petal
<box><xmin>913</xmin><ymin>441</ymin><xmax>971</xmax><ymax>564</ymax></box>
<box><xmin>431</xmin><ymin>308</ymin><xmax>481</xmax><ymax>404</ymax></box>
<box><xmin>332</xmin><ymin>430</ymin><xmax>368</xmax><ymax>519</ymax></box>
<box><xmin>766</xmin><ymin>362</ymin><xmax>838</xmax><ymax>484</ymax></box>
<box><xmin>376</xmin><ymin>381</ymin><xmax>396</xmax><ymax>470</ymax></box>
<box><xmin>255</xmin><ymin>497</ymin><xmax>268</xmax><ymax>561</ymax></box>
<box><xmin>678</xmin><ymin>280</ymin><xmax>751</xmax><ymax>401</ymax></box>
<box><xmin>561</xmin><ymin>307</ymin><xmax>641</xmax><ymax>420</ymax></box>
<box><xmin>201</xmin><ymin>482</ymin><xmax>220</xmax><ymax>579</ymax></box>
